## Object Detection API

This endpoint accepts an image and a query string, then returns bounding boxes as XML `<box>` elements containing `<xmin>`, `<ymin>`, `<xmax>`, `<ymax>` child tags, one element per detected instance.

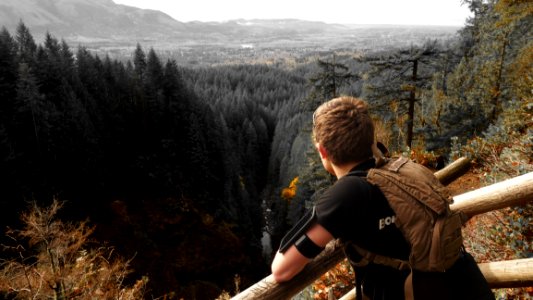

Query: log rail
<box><xmin>232</xmin><ymin>159</ymin><xmax>533</xmax><ymax>300</ymax></box>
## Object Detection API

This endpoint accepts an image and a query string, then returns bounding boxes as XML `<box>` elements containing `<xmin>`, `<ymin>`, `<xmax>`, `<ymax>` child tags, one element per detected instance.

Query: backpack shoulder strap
<box><xmin>345</xmin><ymin>241</ymin><xmax>415</xmax><ymax>300</ymax></box>
<box><xmin>345</xmin><ymin>242</ymin><xmax>411</xmax><ymax>271</ymax></box>
<box><xmin>386</xmin><ymin>156</ymin><xmax>409</xmax><ymax>172</ymax></box>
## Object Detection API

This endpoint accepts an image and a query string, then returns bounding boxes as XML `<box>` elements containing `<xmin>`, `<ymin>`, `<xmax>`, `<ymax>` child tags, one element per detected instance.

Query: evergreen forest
<box><xmin>0</xmin><ymin>0</ymin><xmax>531</xmax><ymax>299</ymax></box>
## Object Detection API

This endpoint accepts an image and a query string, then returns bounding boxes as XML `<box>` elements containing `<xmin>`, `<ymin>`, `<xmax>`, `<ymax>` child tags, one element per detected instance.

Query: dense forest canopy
<box><xmin>0</xmin><ymin>22</ymin><xmax>281</xmax><ymax>297</ymax></box>
<box><xmin>0</xmin><ymin>0</ymin><xmax>531</xmax><ymax>298</ymax></box>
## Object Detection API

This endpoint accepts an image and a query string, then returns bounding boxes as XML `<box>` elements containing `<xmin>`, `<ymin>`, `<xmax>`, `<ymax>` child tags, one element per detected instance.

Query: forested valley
<box><xmin>0</xmin><ymin>0</ymin><xmax>531</xmax><ymax>299</ymax></box>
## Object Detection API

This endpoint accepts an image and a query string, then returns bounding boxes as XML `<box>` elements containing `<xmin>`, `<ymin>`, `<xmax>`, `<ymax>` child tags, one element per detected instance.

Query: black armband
<box><xmin>279</xmin><ymin>207</ymin><xmax>317</xmax><ymax>253</ymax></box>
<box><xmin>294</xmin><ymin>234</ymin><xmax>324</xmax><ymax>259</ymax></box>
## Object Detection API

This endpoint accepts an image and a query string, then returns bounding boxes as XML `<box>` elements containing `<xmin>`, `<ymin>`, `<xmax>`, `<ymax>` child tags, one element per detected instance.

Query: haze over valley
<box><xmin>1</xmin><ymin>0</ymin><xmax>461</xmax><ymax>66</ymax></box>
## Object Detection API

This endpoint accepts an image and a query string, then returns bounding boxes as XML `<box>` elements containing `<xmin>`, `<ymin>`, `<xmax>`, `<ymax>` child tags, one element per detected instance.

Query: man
<box><xmin>271</xmin><ymin>96</ymin><xmax>493</xmax><ymax>299</ymax></box>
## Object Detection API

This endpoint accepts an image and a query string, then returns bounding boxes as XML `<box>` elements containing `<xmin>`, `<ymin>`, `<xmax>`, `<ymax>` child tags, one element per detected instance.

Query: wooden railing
<box><xmin>232</xmin><ymin>158</ymin><xmax>533</xmax><ymax>300</ymax></box>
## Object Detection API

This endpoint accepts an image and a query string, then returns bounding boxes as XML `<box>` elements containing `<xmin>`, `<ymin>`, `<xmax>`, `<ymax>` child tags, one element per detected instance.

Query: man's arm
<box><xmin>271</xmin><ymin>223</ymin><xmax>334</xmax><ymax>282</ymax></box>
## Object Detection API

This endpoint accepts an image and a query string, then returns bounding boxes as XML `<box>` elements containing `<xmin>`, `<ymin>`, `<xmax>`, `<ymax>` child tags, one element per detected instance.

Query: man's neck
<box><xmin>332</xmin><ymin>161</ymin><xmax>364</xmax><ymax>179</ymax></box>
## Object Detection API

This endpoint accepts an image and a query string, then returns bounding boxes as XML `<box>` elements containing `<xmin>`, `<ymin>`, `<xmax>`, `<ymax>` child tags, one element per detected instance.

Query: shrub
<box><xmin>0</xmin><ymin>200</ymin><xmax>147</xmax><ymax>299</ymax></box>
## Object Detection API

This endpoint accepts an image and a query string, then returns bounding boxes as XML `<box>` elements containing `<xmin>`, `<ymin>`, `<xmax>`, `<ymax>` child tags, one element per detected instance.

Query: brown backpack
<box><xmin>346</xmin><ymin>156</ymin><xmax>466</xmax><ymax>299</ymax></box>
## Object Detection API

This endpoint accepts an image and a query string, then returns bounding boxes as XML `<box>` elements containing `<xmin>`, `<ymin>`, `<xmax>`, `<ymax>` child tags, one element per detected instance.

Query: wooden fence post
<box><xmin>231</xmin><ymin>241</ymin><xmax>345</xmax><ymax>300</ymax></box>
<box><xmin>434</xmin><ymin>157</ymin><xmax>471</xmax><ymax>185</ymax></box>
<box><xmin>339</xmin><ymin>258</ymin><xmax>533</xmax><ymax>300</ymax></box>
<box><xmin>450</xmin><ymin>172</ymin><xmax>533</xmax><ymax>218</ymax></box>
<box><xmin>480</xmin><ymin>257</ymin><xmax>533</xmax><ymax>288</ymax></box>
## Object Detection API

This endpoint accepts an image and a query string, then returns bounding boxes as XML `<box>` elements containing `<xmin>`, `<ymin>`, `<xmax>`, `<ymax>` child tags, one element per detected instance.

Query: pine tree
<box><xmin>59</xmin><ymin>39</ymin><xmax>76</xmax><ymax>85</ymax></box>
<box><xmin>163</xmin><ymin>59</ymin><xmax>187</xmax><ymax>110</ymax></box>
<box><xmin>146</xmin><ymin>48</ymin><xmax>164</xmax><ymax>88</ymax></box>
<box><xmin>34</xmin><ymin>33</ymin><xmax>65</xmax><ymax>108</ymax></box>
<box><xmin>307</xmin><ymin>54</ymin><xmax>355</xmax><ymax>109</ymax></box>
<box><xmin>133</xmin><ymin>43</ymin><xmax>147</xmax><ymax>81</ymax></box>
<box><xmin>12</xmin><ymin>62</ymin><xmax>50</xmax><ymax>200</ymax></box>
<box><xmin>444</xmin><ymin>0</ymin><xmax>532</xmax><ymax>144</ymax></box>
<box><xmin>14</xmin><ymin>63</ymin><xmax>45</xmax><ymax>150</ymax></box>
<box><xmin>14</xmin><ymin>21</ymin><xmax>36</xmax><ymax>66</ymax></box>
<box><xmin>0</xmin><ymin>27</ymin><xmax>18</xmax><ymax>122</ymax></box>
<box><xmin>362</xmin><ymin>41</ymin><xmax>444</xmax><ymax>149</ymax></box>
<box><xmin>145</xmin><ymin>48</ymin><xmax>165</xmax><ymax>120</ymax></box>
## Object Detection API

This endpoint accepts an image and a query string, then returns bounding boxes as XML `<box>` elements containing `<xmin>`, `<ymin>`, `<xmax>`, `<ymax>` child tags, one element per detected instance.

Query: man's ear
<box><xmin>316</xmin><ymin>143</ymin><xmax>328</xmax><ymax>159</ymax></box>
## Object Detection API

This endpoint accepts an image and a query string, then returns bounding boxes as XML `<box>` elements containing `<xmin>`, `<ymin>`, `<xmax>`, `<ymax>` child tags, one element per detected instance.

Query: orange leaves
<box><xmin>311</xmin><ymin>259</ymin><xmax>354</xmax><ymax>300</ymax></box>
<box><xmin>281</xmin><ymin>176</ymin><xmax>299</xmax><ymax>201</ymax></box>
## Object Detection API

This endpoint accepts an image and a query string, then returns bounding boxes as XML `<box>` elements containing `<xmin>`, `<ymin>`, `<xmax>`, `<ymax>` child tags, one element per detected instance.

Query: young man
<box><xmin>271</xmin><ymin>96</ymin><xmax>493</xmax><ymax>299</ymax></box>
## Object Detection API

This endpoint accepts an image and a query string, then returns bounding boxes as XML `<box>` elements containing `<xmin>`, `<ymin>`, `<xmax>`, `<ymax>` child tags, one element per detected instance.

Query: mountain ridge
<box><xmin>0</xmin><ymin>0</ymin><xmax>459</xmax><ymax>47</ymax></box>
<box><xmin>0</xmin><ymin>0</ymin><xmax>351</xmax><ymax>41</ymax></box>
<box><xmin>0</xmin><ymin>0</ymin><xmax>187</xmax><ymax>40</ymax></box>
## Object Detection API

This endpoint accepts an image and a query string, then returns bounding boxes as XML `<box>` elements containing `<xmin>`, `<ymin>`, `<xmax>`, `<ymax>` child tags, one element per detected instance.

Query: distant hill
<box><xmin>0</xmin><ymin>0</ymin><xmax>348</xmax><ymax>43</ymax></box>
<box><xmin>0</xmin><ymin>0</ymin><xmax>461</xmax><ymax>51</ymax></box>
<box><xmin>0</xmin><ymin>0</ymin><xmax>187</xmax><ymax>41</ymax></box>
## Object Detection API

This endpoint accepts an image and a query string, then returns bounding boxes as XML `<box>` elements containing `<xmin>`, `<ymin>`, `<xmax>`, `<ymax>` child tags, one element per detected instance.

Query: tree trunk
<box><xmin>490</xmin><ymin>29</ymin><xmax>510</xmax><ymax>122</ymax></box>
<box><xmin>406</xmin><ymin>59</ymin><xmax>418</xmax><ymax>149</ymax></box>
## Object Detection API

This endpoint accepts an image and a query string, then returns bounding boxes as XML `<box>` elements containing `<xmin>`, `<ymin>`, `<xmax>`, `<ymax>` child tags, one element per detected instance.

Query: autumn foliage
<box><xmin>281</xmin><ymin>176</ymin><xmax>299</xmax><ymax>201</ymax></box>
<box><xmin>311</xmin><ymin>259</ymin><xmax>354</xmax><ymax>300</ymax></box>
<box><xmin>0</xmin><ymin>200</ymin><xmax>147</xmax><ymax>299</ymax></box>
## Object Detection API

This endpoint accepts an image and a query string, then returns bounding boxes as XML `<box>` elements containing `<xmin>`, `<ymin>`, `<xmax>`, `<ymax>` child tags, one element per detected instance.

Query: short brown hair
<box><xmin>312</xmin><ymin>96</ymin><xmax>374</xmax><ymax>165</ymax></box>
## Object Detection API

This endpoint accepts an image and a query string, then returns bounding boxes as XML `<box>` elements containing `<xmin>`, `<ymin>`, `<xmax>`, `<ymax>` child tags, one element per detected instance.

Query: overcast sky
<box><xmin>112</xmin><ymin>0</ymin><xmax>472</xmax><ymax>26</ymax></box>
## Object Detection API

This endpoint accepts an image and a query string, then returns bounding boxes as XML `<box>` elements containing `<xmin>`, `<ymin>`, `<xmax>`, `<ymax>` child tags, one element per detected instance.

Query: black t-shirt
<box><xmin>312</xmin><ymin>159</ymin><xmax>494</xmax><ymax>300</ymax></box>
<box><xmin>315</xmin><ymin>159</ymin><xmax>410</xmax><ymax>260</ymax></box>
<box><xmin>314</xmin><ymin>159</ymin><xmax>410</xmax><ymax>298</ymax></box>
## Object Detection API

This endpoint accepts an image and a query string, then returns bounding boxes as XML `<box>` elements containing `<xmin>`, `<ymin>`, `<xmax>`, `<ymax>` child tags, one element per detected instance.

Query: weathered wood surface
<box><xmin>232</xmin><ymin>241</ymin><xmax>345</xmax><ymax>300</ymax></box>
<box><xmin>339</xmin><ymin>258</ymin><xmax>533</xmax><ymax>300</ymax></box>
<box><xmin>480</xmin><ymin>257</ymin><xmax>533</xmax><ymax>288</ymax></box>
<box><xmin>434</xmin><ymin>156</ymin><xmax>471</xmax><ymax>185</ymax></box>
<box><xmin>231</xmin><ymin>168</ymin><xmax>533</xmax><ymax>300</ymax></box>
<box><xmin>338</xmin><ymin>288</ymin><xmax>356</xmax><ymax>300</ymax></box>
<box><xmin>450</xmin><ymin>172</ymin><xmax>533</xmax><ymax>218</ymax></box>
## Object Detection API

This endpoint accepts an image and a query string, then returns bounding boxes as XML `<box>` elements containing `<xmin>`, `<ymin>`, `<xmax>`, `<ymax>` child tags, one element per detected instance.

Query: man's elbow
<box><xmin>270</xmin><ymin>247</ymin><xmax>309</xmax><ymax>283</ymax></box>
<box><xmin>271</xmin><ymin>267</ymin><xmax>295</xmax><ymax>283</ymax></box>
